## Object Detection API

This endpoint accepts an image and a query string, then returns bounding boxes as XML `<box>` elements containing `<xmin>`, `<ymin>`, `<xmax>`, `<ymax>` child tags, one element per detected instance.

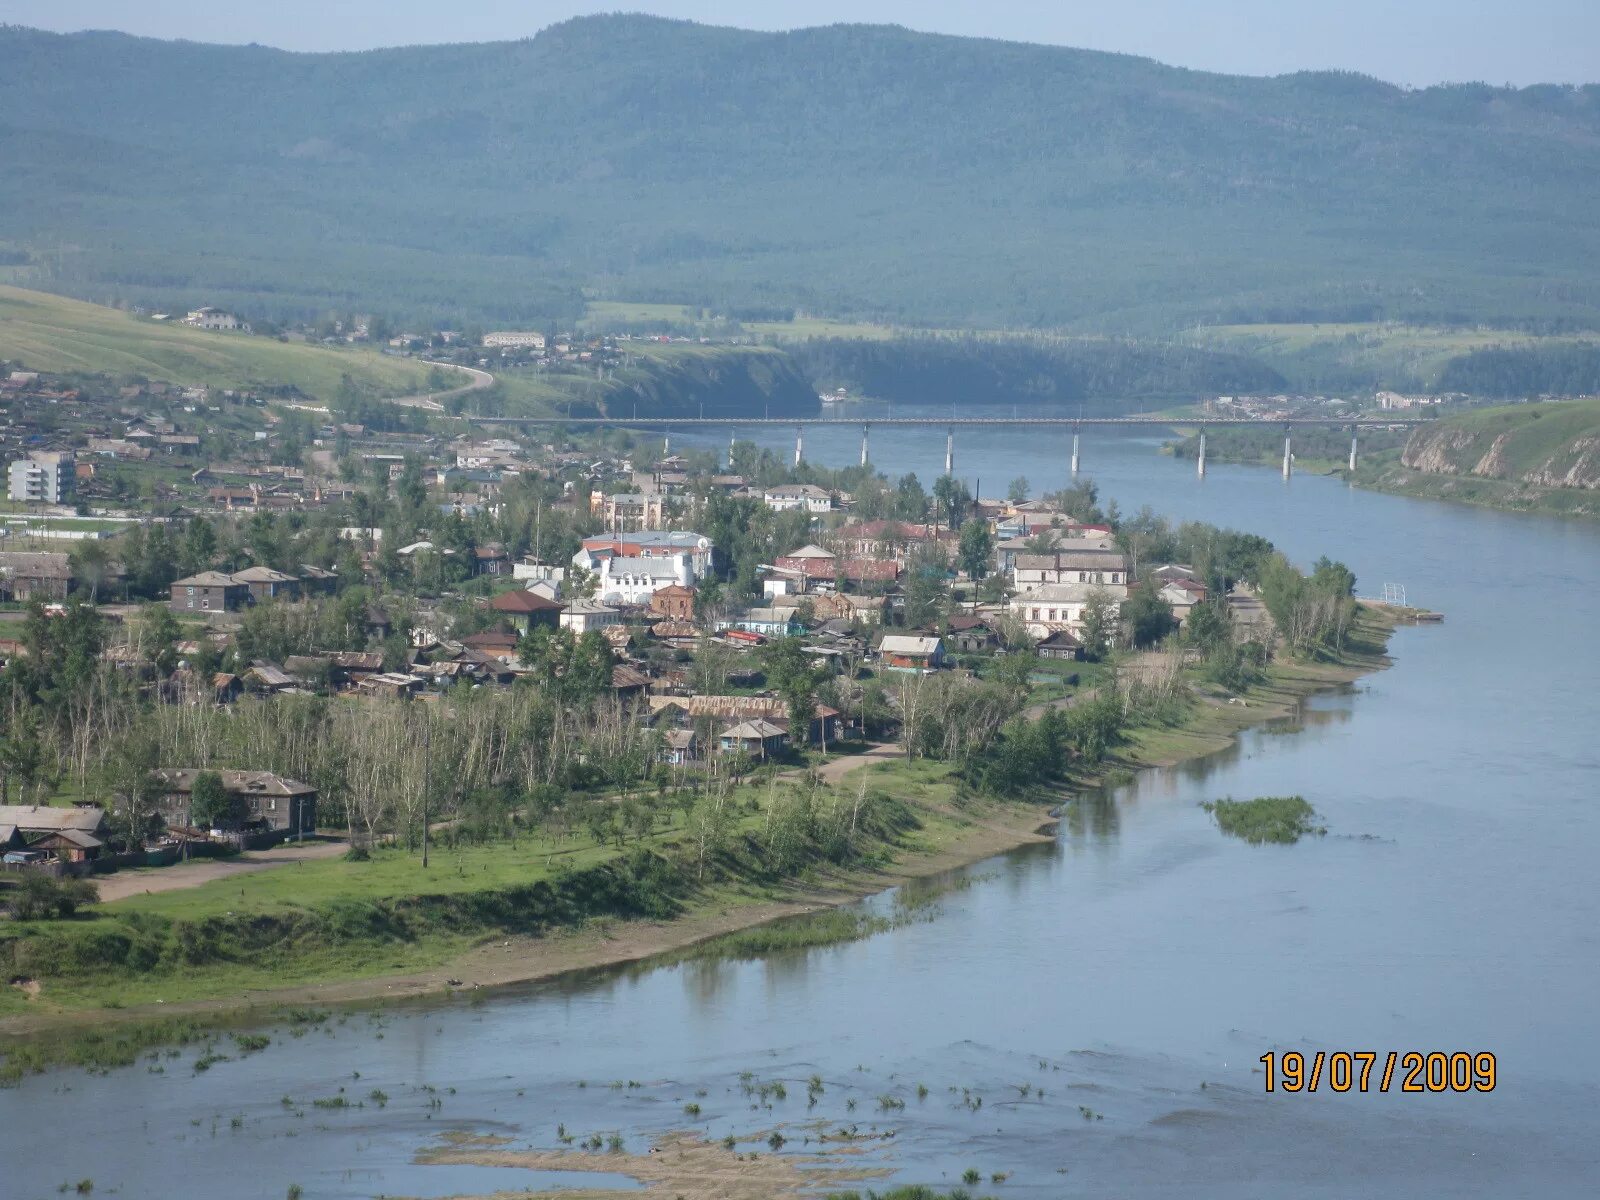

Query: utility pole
<box><xmin>421</xmin><ymin>715</ymin><xmax>431</xmax><ymax>869</ymax></box>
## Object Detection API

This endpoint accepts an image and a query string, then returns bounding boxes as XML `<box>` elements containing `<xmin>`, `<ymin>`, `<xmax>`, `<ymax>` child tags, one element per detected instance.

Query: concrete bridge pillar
<box><xmin>861</xmin><ymin>424</ymin><xmax>870</xmax><ymax>467</ymax></box>
<box><xmin>1282</xmin><ymin>432</ymin><xmax>1293</xmax><ymax>479</ymax></box>
<box><xmin>663</xmin><ymin>435</ymin><xmax>670</xmax><ymax>457</ymax></box>
<box><xmin>1070</xmin><ymin>429</ymin><xmax>1081</xmax><ymax>477</ymax></box>
<box><xmin>1197</xmin><ymin>430</ymin><xmax>1207</xmax><ymax>478</ymax></box>
<box><xmin>1348</xmin><ymin>429</ymin><xmax>1359</xmax><ymax>473</ymax></box>
<box><xmin>795</xmin><ymin>425</ymin><xmax>804</xmax><ymax>467</ymax></box>
<box><xmin>945</xmin><ymin>428</ymin><xmax>955</xmax><ymax>476</ymax></box>
<box><xmin>728</xmin><ymin>430</ymin><xmax>736</xmax><ymax>470</ymax></box>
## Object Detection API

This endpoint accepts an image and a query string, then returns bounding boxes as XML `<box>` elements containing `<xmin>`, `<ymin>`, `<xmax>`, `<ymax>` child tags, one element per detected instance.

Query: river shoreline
<box><xmin>0</xmin><ymin>614</ymin><xmax>1395</xmax><ymax>1046</ymax></box>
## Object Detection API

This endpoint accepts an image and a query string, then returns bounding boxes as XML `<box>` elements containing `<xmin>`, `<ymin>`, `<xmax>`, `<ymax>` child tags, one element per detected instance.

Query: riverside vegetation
<box><xmin>0</xmin><ymin>506</ymin><xmax>1384</xmax><ymax>1077</ymax></box>
<box><xmin>1201</xmin><ymin>796</ymin><xmax>1326</xmax><ymax>845</ymax></box>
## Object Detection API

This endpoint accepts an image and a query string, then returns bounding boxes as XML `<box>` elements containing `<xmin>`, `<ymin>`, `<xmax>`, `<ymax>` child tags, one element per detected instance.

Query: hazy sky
<box><xmin>8</xmin><ymin>1</ymin><xmax>1598</xmax><ymax>87</ymax></box>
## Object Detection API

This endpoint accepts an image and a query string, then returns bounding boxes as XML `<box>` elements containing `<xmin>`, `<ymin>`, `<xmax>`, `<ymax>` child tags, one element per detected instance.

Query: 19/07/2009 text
<box><xmin>1260</xmin><ymin>1051</ymin><xmax>1496</xmax><ymax>1093</ymax></box>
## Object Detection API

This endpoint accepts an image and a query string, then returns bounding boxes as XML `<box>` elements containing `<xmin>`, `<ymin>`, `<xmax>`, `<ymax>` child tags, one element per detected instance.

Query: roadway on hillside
<box><xmin>388</xmin><ymin>360</ymin><xmax>495</xmax><ymax>411</ymax></box>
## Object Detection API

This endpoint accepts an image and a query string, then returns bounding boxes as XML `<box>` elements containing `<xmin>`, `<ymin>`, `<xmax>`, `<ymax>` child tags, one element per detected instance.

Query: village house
<box><xmin>646</xmin><ymin>695</ymin><xmax>842</xmax><ymax>746</ymax></box>
<box><xmin>561</xmin><ymin>598</ymin><xmax>623</xmax><ymax>634</ymax></box>
<box><xmin>648</xmin><ymin>582</ymin><xmax>697</xmax><ymax>620</ymax></box>
<box><xmin>832</xmin><ymin>520</ymin><xmax>957</xmax><ymax>566</ymax></box>
<box><xmin>773</xmin><ymin>543</ymin><xmax>900</xmax><ymax>589</ymax></box>
<box><xmin>355</xmin><ymin>672</ymin><xmax>426</xmax><ymax>700</ymax></box>
<box><xmin>945</xmin><ymin>614</ymin><xmax>1001</xmax><ymax>654</ymax></box>
<box><xmin>1158</xmin><ymin>578</ymin><xmax>1208</xmax><ymax>623</ymax></box>
<box><xmin>169</xmin><ymin>570</ymin><xmax>251</xmax><ymax>613</ymax></box>
<box><xmin>661</xmin><ymin>729</ymin><xmax>700</xmax><ymax>765</ymax></box>
<box><xmin>0</xmin><ymin>804</ymin><xmax>109</xmax><ymax>867</ymax></box>
<box><xmin>715</xmin><ymin>607</ymin><xmax>802</xmax><ymax>638</ymax></box>
<box><xmin>719</xmin><ymin>719</ymin><xmax>789</xmax><ymax>760</ymax></box>
<box><xmin>473</xmin><ymin>543</ymin><xmax>511</xmax><ymax>576</ymax></box>
<box><xmin>1036</xmin><ymin>629</ymin><xmax>1085</xmax><ymax>661</ymax></box>
<box><xmin>762</xmin><ymin>483</ymin><xmax>835</xmax><ymax>514</ymax></box>
<box><xmin>0</xmin><ymin>551</ymin><xmax>74</xmax><ymax>602</ymax></box>
<box><xmin>877</xmin><ymin>634</ymin><xmax>946</xmax><ymax>673</ymax></box>
<box><xmin>149</xmin><ymin>769</ymin><xmax>316</xmax><ymax>843</ymax></box>
<box><xmin>231</xmin><ymin>565</ymin><xmax>302</xmax><ymax>603</ymax></box>
<box><xmin>487</xmin><ymin>587</ymin><xmax>565</xmax><ymax>633</ymax></box>
<box><xmin>183</xmin><ymin>306</ymin><xmax>247</xmax><ymax>331</ymax></box>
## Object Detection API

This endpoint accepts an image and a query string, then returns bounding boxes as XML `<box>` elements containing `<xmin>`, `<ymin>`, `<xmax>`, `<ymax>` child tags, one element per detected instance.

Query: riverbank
<box><xmin>1353</xmin><ymin>459</ymin><xmax>1600</xmax><ymax>520</ymax></box>
<box><xmin>0</xmin><ymin>611</ymin><xmax>1396</xmax><ymax>1054</ymax></box>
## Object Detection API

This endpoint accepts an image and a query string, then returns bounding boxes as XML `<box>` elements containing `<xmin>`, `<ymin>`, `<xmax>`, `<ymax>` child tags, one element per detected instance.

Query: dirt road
<box><xmin>92</xmin><ymin>838</ymin><xmax>348</xmax><ymax>903</ymax></box>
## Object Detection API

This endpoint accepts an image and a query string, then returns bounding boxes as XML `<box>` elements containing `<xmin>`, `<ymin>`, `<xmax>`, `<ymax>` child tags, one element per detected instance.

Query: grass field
<box><xmin>1190</xmin><ymin>322</ymin><xmax>1600</xmax><ymax>390</ymax></box>
<box><xmin>0</xmin><ymin>285</ymin><xmax>435</xmax><ymax>400</ymax></box>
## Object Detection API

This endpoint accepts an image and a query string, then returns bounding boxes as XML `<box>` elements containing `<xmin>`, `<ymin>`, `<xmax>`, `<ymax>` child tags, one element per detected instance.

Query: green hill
<box><xmin>1359</xmin><ymin>399</ymin><xmax>1600</xmax><ymax>517</ymax></box>
<box><xmin>0</xmin><ymin>285</ymin><xmax>435</xmax><ymax>400</ymax></box>
<box><xmin>2</xmin><ymin>17</ymin><xmax>1600</xmax><ymax>331</ymax></box>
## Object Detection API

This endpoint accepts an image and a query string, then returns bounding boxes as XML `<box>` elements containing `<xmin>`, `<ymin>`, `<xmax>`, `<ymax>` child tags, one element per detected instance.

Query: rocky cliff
<box><xmin>1399</xmin><ymin>400</ymin><xmax>1600</xmax><ymax>490</ymax></box>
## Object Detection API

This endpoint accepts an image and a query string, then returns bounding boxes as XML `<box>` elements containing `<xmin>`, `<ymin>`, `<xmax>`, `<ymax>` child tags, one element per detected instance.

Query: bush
<box><xmin>9</xmin><ymin>873</ymin><xmax>99</xmax><ymax>920</ymax></box>
<box><xmin>1201</xmin><ymin>795</ymin><xmax>1325</xmax><ymax>845</ymax></box>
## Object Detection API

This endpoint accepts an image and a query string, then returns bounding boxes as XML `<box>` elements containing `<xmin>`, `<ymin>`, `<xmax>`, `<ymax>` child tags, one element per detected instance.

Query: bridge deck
<box><xmin>473</xmin><ymin>416</ymin><xmax>1425</xmax><ymax>428</ymax></box>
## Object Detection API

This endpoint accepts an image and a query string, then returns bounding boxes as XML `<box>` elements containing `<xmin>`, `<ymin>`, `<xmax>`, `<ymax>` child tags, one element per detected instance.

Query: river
<box><xmin>4</xmin><ymin>411</ymin><xmax>1597</xmax><ymax>1198</ymax></box>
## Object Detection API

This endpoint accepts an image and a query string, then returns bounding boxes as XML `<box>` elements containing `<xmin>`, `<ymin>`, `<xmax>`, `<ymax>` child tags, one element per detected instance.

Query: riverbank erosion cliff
<box><xmin>1362</xmin><ymin>398</ymin><xmax>1600</xmax><ymax>518</ymax></box>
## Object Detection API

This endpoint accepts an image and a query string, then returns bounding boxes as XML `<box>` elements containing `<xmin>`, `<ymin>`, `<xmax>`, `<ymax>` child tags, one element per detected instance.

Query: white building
<box><xmin>7</xmin><ymin>451</ymin><xmax>74</xmax><ymax>504</ymax></box>
<box><xmin>762</xmin><ymin>483</ymin><xmax>835</xmax><ymax>514</ymax></box>
<box><xmin>482</xmin><ymin>331</ymin><xmax>547</xmax><ymax>350</ymax></box>
<box><xmin>183</xmin><ymin>307</ymin><xmax>246</xmax><ymax>331</ymax></box>
<box><xmin>1010</xmin><ymin>583</ymin><xmax>1115</xmax><ymax>638</ymax></box>
<box><xmin>560</xmin><ymin>599</ymin><xmax>623</xmax><ymax>634</ymax></box>
<box><xmin>592</xmin><ymin>554</ymin><xmax>695</xmax><ymax>606</ymax></box>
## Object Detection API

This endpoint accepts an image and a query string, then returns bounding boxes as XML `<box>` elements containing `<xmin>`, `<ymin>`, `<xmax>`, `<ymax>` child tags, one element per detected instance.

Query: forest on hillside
<box><xmin>791</xmin><ymin>336</ymin><xmax>1287</xmax><ymax>408</ymax></box>
<box><xmin>3</xmin><ymin>16</ymin><xmax>1600</xmax><ymax>331</ymax></box>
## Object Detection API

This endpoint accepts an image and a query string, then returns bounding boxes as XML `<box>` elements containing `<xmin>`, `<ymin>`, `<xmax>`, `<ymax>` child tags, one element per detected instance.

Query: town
<box><xmin>0</xmin><ymin>350</ymin><xmax>1351</xmax><ymax>896</ymax></box>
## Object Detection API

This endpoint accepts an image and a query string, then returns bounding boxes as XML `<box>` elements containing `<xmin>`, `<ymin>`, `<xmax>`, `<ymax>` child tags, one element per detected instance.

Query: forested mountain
<box><xmin>3</xmin><ymin>16</ymin><xmax>1600</xmax><ymax>330</ymax></box>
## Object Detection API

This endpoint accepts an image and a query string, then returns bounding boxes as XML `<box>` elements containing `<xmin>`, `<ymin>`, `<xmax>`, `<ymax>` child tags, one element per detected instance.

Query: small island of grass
<box><xmin>1201</xmin><ymin>796</ymin><xmax>1325</xmax><ymax>845</ymax></box>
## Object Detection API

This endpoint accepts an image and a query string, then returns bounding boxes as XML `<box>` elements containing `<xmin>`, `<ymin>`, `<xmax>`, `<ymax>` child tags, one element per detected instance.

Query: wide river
<box><xmin>5</xmin><ymin>410</ymin><xmax>1598</xmax><ymax>1198</ymax></box>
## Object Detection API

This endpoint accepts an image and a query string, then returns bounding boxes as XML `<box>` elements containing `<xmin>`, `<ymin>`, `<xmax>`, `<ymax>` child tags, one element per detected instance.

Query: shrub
<box><xmin>10</xmin><ymin>874</ymin><xmax>98</xmax><ymax>921</ymax></box>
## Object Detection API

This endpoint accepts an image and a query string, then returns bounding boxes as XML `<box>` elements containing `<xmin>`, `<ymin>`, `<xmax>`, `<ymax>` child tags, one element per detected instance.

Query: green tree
<box><xmin>957</xmin><ymin>520</ymin><xmax>993</xmax><ymax>580</ymax></box>
<box><xmin>1121</xmin><ymin>582</ymin><xmax>1177</xmax><ymax>648</ymax></box>
<box><xmin>1079</xmin><ymin>588</ymin><xmax>1117</xmax><ymax>662</ymax></box>
<box><xmin>139</xmin><ymin>602</ymin><xmax>183</xmax><ymax>676</ymax></box>
<box><xmin>1007</xmin><ymin>476</ymin><xmax>1031</xmax><ymax>502</ymax></box>
<box><xmin>189</xmin><ymin>770</ymin><xmax>246</xmax><ymax>828</ymax></box>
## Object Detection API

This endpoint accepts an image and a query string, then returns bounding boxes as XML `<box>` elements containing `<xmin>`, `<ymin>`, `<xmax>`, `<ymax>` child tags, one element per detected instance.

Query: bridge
<box><xmin>477</xmin><ymin>413</ymin><xmax>1427</xmax><ymax>478</ymax></box>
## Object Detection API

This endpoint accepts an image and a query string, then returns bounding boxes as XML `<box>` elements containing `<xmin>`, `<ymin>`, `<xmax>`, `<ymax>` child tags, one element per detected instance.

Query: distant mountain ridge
<box><xmin>2</xmin><ymin>15</ymin><xmax>1599</xmax><ymax>330</ymax></box>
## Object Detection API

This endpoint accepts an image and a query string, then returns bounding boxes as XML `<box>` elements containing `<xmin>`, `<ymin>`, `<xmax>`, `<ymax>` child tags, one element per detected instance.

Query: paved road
<box><xmin>388</xmin><ymin>361</ymin><xmax>495</xmax><ymax>412</ymax></box>
<box><xmin>93</xmin><ymin>838</ymin><xmax>349</xmax><ymax>903</ymax></box>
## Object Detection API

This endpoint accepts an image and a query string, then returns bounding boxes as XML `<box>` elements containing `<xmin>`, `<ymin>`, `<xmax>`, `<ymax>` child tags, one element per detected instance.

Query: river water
<box><xmin>5</xmin><ymin>410</ymin><xmax>1598</xmax><ymax>1198</ymax></box>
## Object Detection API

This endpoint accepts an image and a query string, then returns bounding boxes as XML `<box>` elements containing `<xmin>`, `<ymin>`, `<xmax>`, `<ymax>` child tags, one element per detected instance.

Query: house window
<box><xmin>200</xmin><ymin>598</ymin><xmax>210</xmax><ymax>609</ymax></box>
<box><xmin>186</xmin><ymin>586</ymin><xmax>195</xmax><ymax>595</ymax></box>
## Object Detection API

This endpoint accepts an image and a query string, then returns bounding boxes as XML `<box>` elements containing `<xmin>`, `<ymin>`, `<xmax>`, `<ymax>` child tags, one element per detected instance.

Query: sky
<box><xmin>6</xmin><ymin>1</ymin><xmax>1598</xmax><ymax>87</ymax></box>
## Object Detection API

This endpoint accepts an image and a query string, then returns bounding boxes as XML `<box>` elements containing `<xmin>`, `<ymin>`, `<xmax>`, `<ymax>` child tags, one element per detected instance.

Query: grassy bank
<box><xmin>1</xmin><ymin>613</ymin><xmax>1396</xmax><ymax>1063</ymax></box>
<box><xmin>0</xmin><ymin>284</ymin><xmax>434</xmax><ymax>401</ymax></box>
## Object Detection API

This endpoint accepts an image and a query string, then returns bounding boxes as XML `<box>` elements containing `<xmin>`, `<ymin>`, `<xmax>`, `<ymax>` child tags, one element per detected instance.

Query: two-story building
<box><xmin>762</xmin><ymin>483</ymin><xmax>835</xmax><ymax>514</ymax></box>
<box><xmin>150</xmin><ymin>768</ymin><xmax>316</xmax><ymax>843</ymax></box>
<box><xmin>170</xmin><ymin>570</ymin><xmax>251</xmax><ymax>614</ymax></box>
